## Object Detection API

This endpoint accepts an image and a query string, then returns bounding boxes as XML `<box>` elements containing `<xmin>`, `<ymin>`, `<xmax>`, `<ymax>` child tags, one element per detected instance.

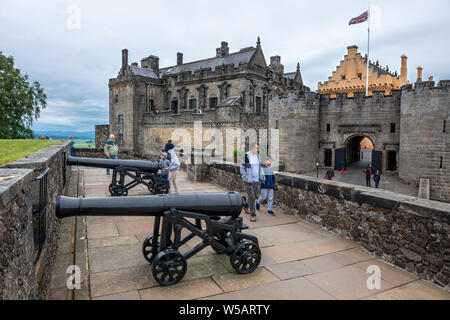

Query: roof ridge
<box><xmin>160</xmin><ymin>48</ymin><xmax>256</xmax><ymax>71</ymax></box>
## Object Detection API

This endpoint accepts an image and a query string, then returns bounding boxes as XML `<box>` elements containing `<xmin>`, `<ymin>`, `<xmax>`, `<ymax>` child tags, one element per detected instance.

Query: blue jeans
<box><xmin>366</xmin><ymin>176</ymin><xmax>371</xmax><ymax>187</ymax></box>
<box><xmin>257</xmin><ymin>188</ymin><xmax>274</xmax><ymax>211</ymax></box>
<box><xmin>106</xmin><ymin>155</ymin><xmax>118</xmax><ymax>174</ymax></box>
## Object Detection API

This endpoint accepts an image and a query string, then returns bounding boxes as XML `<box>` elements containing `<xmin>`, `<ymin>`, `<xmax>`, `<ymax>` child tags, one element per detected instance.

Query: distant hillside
<box><xmin>33</xmin><ymin>131</ymin><xmax>95</xmax><ymax>140</ymax></box>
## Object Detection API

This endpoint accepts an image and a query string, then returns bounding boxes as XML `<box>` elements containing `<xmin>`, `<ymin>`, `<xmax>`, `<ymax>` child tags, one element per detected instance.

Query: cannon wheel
<box><xmin>142</xmin><ymin>234</ymin><xmax>173</xmax><ymax>263</ymax></box>
<box><xmin>110</xmin><ymin>184</ymin><xmax>128</xmax><ymax>197</ymax></box>
<box><xmin>230</xmin><ymin>241</ymin><xmax>261</xmax><ymax>274</ymax></box>
<box><xmin>152</xmin><ymin>249</ymin><xmax>187</xmax><ymax>286</ymax></box>
<box><xmin>211</xmin><ymin>231</ymin><xmax>232</xmax><ymax>254</ymax></box>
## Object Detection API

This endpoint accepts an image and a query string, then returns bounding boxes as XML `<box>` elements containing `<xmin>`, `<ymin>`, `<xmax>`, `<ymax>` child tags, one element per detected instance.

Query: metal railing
<box><xmin>33</xmin><ymin>167</ymin><xmax>50</xmax><ymax>264</ymax></box>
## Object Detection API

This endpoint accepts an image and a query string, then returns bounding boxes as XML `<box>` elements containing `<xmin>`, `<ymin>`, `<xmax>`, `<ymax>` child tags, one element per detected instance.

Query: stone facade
<box><xmin>318</xmin><ymin>45</ymin><xmax>411</xmax><ymax>97</ymax></box>
<box><xmin>1</xmin><ymin>142</ymin><xmax>71</xmax><ymax>299</ymax></box>
<box><xmin>108</xmin><ymin>39</ymin><xmax>308</xmax><ymax>158</ymax></box>
<box><xmin>207</xmin><ymin>162</ymin><xmax>450</xmax><ymax>289</ymax></box>
<box><xmin>270</xmin><ymin>80</ymin><xmax>449</xmax><ymax>202</ymax></box>
<box><xmin>95</xmin><ymin>124</ymin><xmax>109</xmax><ymax>150</ymax></box>
<box><xmin>0</xmin><ymin>168</ymin><xmax>37</xmax><ymax>299</ymax></box>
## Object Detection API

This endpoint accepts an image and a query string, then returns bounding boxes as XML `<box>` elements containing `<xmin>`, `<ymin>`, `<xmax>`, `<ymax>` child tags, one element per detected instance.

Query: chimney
<box><xmin>141</xmin><ymin>55</ymin><xmax>160</xmax><ymax>77</ymax></box>
<box><xmin>122</xmin><ymin>49</ymin><xmax>128</xmax><ymax>69</ymax></box>
<box><xmin>347</xmin><ymin>45</ymin><xmax>358</xmax><ymax>57</ymax></box>
<box><xmin>216</xmin><ymin>41</ymin><xmax>229</xmax><ymax>57</ymax></box>
<box><xmin>417</xmin><ymin>66</ymin><xmax>423</xmax><ymax>81</ymax></box>
<box><xmin>269</xmin><ymin>56</ymin><xmax>284</xmax><ymax>74</ymax></box>
<box><xmin>177</xmin><ymin>52</ymin><xmax>183</xmax><ymax>66</ymax></box>
<box><xmin>400</xmin><ymin>55</ymin><xmax>408</xmax><ymax>80</ymax></box>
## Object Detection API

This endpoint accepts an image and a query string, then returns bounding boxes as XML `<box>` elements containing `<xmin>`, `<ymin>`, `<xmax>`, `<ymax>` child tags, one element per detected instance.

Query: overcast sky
<box><xmin>1</xmin><ymin>0</ymin><xmax>449</xmax><ymax>133</ymax></box>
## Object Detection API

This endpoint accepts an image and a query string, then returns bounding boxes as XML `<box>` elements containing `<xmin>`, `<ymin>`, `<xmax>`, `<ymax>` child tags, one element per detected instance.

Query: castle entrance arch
<box><xmin>335</xmin><ymin>135</ymin><xmax>381</xmax><ymax>170</ymax></box>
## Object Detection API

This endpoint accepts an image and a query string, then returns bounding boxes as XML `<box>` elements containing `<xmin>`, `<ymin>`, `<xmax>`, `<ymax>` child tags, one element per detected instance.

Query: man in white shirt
<box><xmin>240</xmin><ymin>143</ymin><xmax>265</xmax><ymax>222</ymax></box>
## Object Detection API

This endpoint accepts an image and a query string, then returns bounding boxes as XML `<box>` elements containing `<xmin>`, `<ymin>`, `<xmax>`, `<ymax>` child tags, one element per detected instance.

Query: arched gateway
<box><xmin>334</xmin><ymin>135</ymin><xmax>382</xmax><ymax>171</ymax></box>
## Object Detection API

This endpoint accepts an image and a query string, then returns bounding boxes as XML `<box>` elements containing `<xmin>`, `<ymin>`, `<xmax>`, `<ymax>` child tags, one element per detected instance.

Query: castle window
<box><xmin>276</xmin><ymin>120</ymin><xmax>279</xmax><ymax>129</ymax></box>
<box><xmin>341</xmin><ymin>75</ymin><xmax>346</xmax><ymax>80</ymax></box>
<box><xmin>440</xmin><ymin>156</ymin><xmax>443</xmax><ymax>169</ymax></box>
<box><xmin>119</xmin><ymin>134</ymin><xmax>123</xmax><ymax>143</ymax></box>
<box><xmin>444</xmin><ymin>120</ymin><xmax>446</xmax><ymax>133</ymax></box>
<box><xmin>114</xmin><ymin>95</ymin><xmax>118</xmax><ymax>103</ymax></box>
<box><xmin>209</xmin><ymin>97</ymin><xmax>218</xmax><ymax>107</ymax></box>
<box><xmin>357</xmin><ymin>73</ymin><xmax>362</xmax><ymax>80</ymax></box>
<box><xmin>189</xmin><ymin>99</ymin><xmax>197</xmax><ymax>109</ymax></box>
<box><xmin>140</xmin><ymin>95</ymin><xmax>145</xmax><ymax>104</ymax></box>
<box><xmin>118</xmin><ymin>114</ymin><xmax>124</xmax><ymax>124</ymax></box>
<box><xmin>255</xmin><ymin>96</ymin><xmax>262</xmax><ymax>114</ymax></box>
<box><xmin>327</xmin><ymin>124</ymin><xmax>331</xmax><ymax>132</ymax></box>
<box><xmin>149</xmin><ymin>99</ymin><xmax>155</xmax><ymax>111</ymax></box>
<box><xmin>390</xmin><ymin>123</ymin><xmax>396</xmax><ymax>133</ymax></box>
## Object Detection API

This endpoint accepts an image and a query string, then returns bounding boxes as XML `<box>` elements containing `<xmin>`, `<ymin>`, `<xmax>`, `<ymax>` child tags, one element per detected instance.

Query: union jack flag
<box><xmin>349</xmin><ymin>10</ymin><xmax>368</xmax><ymax>25</ymax></box>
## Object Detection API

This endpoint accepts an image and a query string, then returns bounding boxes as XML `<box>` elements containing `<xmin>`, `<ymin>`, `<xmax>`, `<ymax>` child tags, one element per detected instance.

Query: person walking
<box><xmin>104</xmin><ymin>134</ymin><xmax>118</xmax><ymax>175</ymax></box>
<box><xmin>340</xmin><ymin>160</ymin><xmax>345</xmax><ymax>175</ymax></box>
<box><xmin>165</xmin><ymin>139</ymin><xmax>175</xmax><ymax>152</ymax></box>
<box><xmin>256</xmin><ymin>157</ymin><xmax>276</xmax><ymax>216</ymax></box>
<box><xmin>159</xmin><ymin>152</ymin><xmax>170</xmax><ymax>180</ymax></box>
<box><xmin>364</xmin><ymin>165</ymin><xmax>372</xmax><ymax>187</ymax></box>
<box><xmin>373</xmin><ymin>170</ymin><xmax>381</xmax><ymax>188</ymax></box>
<box><xmin>324</xmin><ymin>168</ymin><xmax>335</xmax><ymax>180</ymax></box>
<box><xmin>68</xmin><ymin>136</ymin><xmax>76</xmax><ymax>156</ymax></box>
<box><xmin>240</xmin><ymin>143</ymin><xmax>265</xmax><ymax>222</ymax></box>
<box><xmin>167</xmin><ymin>149</ymin><xmax>180</xmax><ymax>193</ymax></box>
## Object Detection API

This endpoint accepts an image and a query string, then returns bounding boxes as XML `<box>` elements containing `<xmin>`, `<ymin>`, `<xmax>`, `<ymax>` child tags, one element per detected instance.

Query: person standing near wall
<box><xmin>68</xmin><ymin>136</ymin><xmax>76</xmax><ymax>156</ymax></box>
<box><xmin>364</xmin><ymin>165</ymin><xmax>372</xmax><ymax>187</ymax></box>
<box><xmin>167</xmin><ymin>149</ymin><xmax>180</xmax><ymax>193</ymax></box>
<box><xmin>104</xmin><ymin>134</ymin><xmax>118</xmax><ymax>175</ymax></box>
<box><xmin>373</xmin><ymin>170</ymin><xmax>381</xmax><ymax>188</ymax></box>
<box><xmin>324</xmin><ymin>168</ymin><xmax>335</xmax><ymax>180</ymax></box>
<box><xmin>340</xmin><ymin>160</ymin><xmax>346</xmax><ymax>175</ymax></box>
<box><xmin>256</xmin><ymin>157</ymin><xmax>276</xmax><ymax>216</ymax></box>
<box><xmin>240</xmin><ymin>143</ymin><xmax>265</xmax><ymax>222</ymax></box>
<box><xmin>165</xmin><ymin>139</ymin><xmax>175</xmax><ymax>152</ymax></box>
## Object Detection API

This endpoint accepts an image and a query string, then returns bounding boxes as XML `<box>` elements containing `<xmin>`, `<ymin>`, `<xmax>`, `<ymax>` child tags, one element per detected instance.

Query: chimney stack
<box><xmin>177</xmin><ymin>52</ymin><xmax>183</xmax><ymax>66</ymax></box>
<box><xmin>122</xmin><ymin>49</ymin><xmax>128</xmax><ymax>69</ymax></box>
<box><xmin>347</xmin><ymin>45</ymin><xmax>358</xmax><ymax>57</ymax></box>
<box><xmin>216</xmin><ymin>41</ymin><xmax>229</xmax><ymax>57</ymax></box>
<box><xmin>417</xmin><ymin>66</ymin><xmax>423</xmax><ymax>81</ymax></box>
<box><xmin>141</xmin><ymin>55</ymin><xmax>160</xmax><ymax>77</ymax></box>
<box><xmin>400</xmin><ymin>55</ymin><xmax>408</xmax><ymax>80</ymax></box>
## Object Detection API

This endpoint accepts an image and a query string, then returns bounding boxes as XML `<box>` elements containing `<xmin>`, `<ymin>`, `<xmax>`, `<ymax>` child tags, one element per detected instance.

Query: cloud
<box><xmin>0</xmin><ymin>0</ymin><xmax>448</xmax><ymax>132</ymax></box>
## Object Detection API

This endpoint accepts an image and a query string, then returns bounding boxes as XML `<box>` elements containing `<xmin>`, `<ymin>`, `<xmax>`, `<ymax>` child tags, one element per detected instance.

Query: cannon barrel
<box><xmin>67</xmin><ymin>156</ymin><xmax>161</xmax><ymax>172</ymax></box>
<box><xmin>56</xmin><ymin>192</ymin><xmax>246</xmax><ymax>218</ymax></box>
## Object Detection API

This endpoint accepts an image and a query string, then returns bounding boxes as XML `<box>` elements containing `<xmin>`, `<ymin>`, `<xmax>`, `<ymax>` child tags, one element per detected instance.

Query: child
<box><xmin>255</xmin><ymin>157</ymin><xmax>275</xmax><ymax>216</ymax></box>
<box><xmin>159</xmin><ymin>152</ymin><xmax>170</xmax><ymax>179</ymax></box>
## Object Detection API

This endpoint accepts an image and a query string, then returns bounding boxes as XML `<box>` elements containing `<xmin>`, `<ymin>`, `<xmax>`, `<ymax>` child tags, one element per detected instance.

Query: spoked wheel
<box><xmin>142</xmin><ymin>234</ymin><xmax>173</xmax><ymax>263</ymax></box>
<box><xmin>110</xmin><ymin>184</ymin><xmax>128</xmax><ymax>196</ymax></box>
<box><xmin>152</xmin><ymin>249</ymin><xmax>187</xmax><ymax>286</ymax></box>
<box><xmin>142</xmin><ymin>234</ymin><xmax>158</xmax><ymax>263</ymax></box>
<box><xmin>211</xmin><ymin>231</ymin><xmax>232</xmax><ymax>254</ymax></box>
<box><xmin>230</xmin><ymin>241</ymin><xmax>261</xmax><ymax>274</ymax></box>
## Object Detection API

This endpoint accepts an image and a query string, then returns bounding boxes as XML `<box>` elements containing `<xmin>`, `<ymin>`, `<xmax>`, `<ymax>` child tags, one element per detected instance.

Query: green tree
<box><xmin>0</xmin><ymin>52</ymin><xmax>46</xmax><ymax>138</ymax></box>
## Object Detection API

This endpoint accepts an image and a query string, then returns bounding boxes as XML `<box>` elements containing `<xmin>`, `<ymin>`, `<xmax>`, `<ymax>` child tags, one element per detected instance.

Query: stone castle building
<box><xmin>105</xmin><ymin>40</ymin><xmax>449</xmax><ymax>202</ymax></box>
<box><xmin>318</xmin><ymin>45</ymin><xmax>411</xmax><ymax>97</ymax></box>
<box><xmin>108</xmin><ymin>38</ymin><xmax>308</xmax><ymax>157</ymax></box>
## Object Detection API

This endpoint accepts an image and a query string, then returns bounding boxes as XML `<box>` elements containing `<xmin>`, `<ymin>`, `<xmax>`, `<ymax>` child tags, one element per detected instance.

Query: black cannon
<box><xmin>67</xmin><ymin>156</ymin><xmax>170</xmax><ymax>196</ymax></box>
<box><xmin>56</xmin><ymin>192</ymin><xmax>261</xmax><ymax>286</ymax></box>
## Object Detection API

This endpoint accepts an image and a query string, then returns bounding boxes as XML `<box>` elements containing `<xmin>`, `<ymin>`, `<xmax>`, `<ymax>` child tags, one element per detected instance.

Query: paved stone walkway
<box><xmin>51</xmin><ymin>167</ymin><xmax>449</xmax><ymax>300</ymax></box>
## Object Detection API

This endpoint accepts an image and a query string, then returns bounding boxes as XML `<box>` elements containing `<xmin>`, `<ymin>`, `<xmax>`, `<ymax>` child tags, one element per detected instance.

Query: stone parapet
<box><xmin>207</xmin><ymin>162</ymin><xmax>450</xmax><ymax>289</ymax></box>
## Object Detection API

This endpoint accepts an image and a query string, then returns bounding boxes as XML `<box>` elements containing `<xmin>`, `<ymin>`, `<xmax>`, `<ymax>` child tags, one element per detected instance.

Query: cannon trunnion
<box><xmin>56</xmin><ymin>192</ymin><xmax>261</xmax><ymax>286</ymax></box>
<box><xmin>66</xmin><ymin>156</ymin><xmax>169</xmax><ymax>196</ymax></box>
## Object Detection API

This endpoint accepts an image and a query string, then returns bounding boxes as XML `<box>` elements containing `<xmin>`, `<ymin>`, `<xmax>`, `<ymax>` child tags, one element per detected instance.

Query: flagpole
<box><xmin>366</xmin><ymin>6</ymin><xmax>370</xmax><ymax>96</ymax></box>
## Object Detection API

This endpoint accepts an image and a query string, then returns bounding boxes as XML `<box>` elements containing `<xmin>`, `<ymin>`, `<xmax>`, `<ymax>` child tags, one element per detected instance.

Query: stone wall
<box><xmin>207</xmin><ymin>162</ymin><xmax>450</xmax><ymax>289</ymax></box>
<box><xmin>73</xmin><ymin>148</ymin><xmax>147</xmax><ymax>160</ymax></box>
<box><xmin>95</xmin><ymin>124</ymin><xmax>109</xmax><ymax>150</ymax></box>
<box><xmin>0</xmin><ymin>142</ymin><xmax>71</xmax><ymax>299</ymax></box>
<box><xmin>399</xmin><ymin>81</ymin><xmax>449</xmax><ymax>202</ymax></box>
<box><xmin>0</xmin><ymin>168</ymin><xmax>36</xmax><ymax>299</ymax></box>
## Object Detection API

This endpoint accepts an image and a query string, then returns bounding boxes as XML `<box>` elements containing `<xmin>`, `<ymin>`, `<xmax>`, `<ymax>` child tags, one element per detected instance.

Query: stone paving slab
<box><xmin>212</xmin><ymin>268</ymin><xmax>280</xmax><ymax>293</ymax></box>
<box><xmin>366</xmin><ymin>280</ymin><xmax>450</xmax><ymax>300</ymax></box>
<box><xmin>202</xmin><ymin>277</ymin><xmax>336</xmax><ymax>300</ymax></box>
<box><xmin>93</xmin><ymin>290</ymin><xmax>141</xmax><ymax>300</ymax></box>
<box><xmin>305</xmin><ymin>265</ymin><xmax>395</xmax><ymax>300</ymax></box>
<box><xmin>88</xmin><ymin>235</ymin><xmax>139</xmax><ymax>249</ymax></box>
<box><xmin>139</xmin><ymin>278</ymin><xmax>223</xmax><ymax>300</ymax></box>
<box><xmin>89</xmin><ymin>243</ymin><xmax>146</xmax><ymax>273</ymax></box>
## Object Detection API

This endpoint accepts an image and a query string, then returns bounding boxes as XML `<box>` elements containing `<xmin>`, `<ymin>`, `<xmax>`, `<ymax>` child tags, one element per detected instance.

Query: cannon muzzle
<box><xmin>56</xmin><ymin>192</ymin><xmax>246</xmax><ymax>218</ymax></box>
<box><xmin>67</xmin><ymin>156</ymin><xmax>161</xmax><ymax>173</ymax></box>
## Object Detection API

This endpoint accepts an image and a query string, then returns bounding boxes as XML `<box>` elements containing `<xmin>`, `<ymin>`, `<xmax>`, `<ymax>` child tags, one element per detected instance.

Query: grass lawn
<box><xmin>0</xmin><ymin>139</ymin><xmax>64</xmax><ymax>165</ymax></box>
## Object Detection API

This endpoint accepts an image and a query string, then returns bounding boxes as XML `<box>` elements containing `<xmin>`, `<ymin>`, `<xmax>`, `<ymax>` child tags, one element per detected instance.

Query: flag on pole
<box><xmin>349</xmin><ymin>10</ymin><xmax>368</xmax><ymax>25</ymax></box>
